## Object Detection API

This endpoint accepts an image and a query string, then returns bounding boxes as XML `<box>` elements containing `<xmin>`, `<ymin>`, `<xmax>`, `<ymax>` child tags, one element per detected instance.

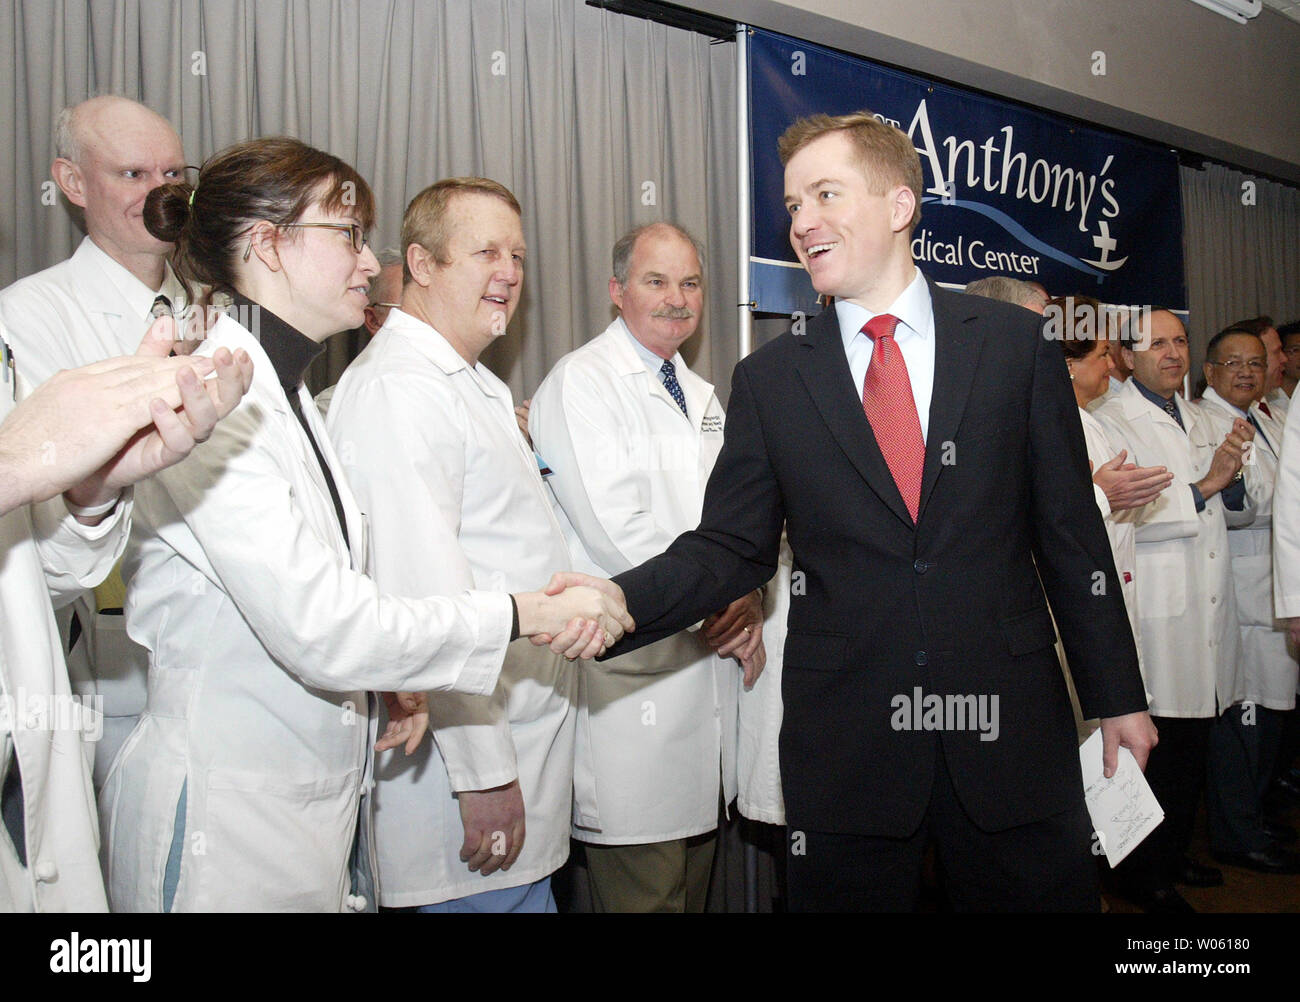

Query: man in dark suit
<box><xmin>558</xmin><ymin>111</ymin><xmax>1156</xmax><ymax>911</ymax></box>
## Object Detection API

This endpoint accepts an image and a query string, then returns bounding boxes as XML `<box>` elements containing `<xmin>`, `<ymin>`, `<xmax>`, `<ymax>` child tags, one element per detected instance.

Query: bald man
<box><xmin>0</xmin><ymin>96</ymin><xmax>190</xmax><ymax>786</ymax></box>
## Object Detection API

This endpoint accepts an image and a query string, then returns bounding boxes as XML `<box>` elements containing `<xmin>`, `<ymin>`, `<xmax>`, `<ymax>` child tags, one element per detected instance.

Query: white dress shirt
<box><xmin>835</xmin><ymin>269</ymin><xmax>936</xmax><ymax>443</ymax></box>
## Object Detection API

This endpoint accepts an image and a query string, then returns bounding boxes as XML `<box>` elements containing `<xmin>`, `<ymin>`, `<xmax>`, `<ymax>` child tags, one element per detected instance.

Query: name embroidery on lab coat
<box><xmin>701</xmin><ymin>415</ymin><xmax>723</xmax><ymax>434</ymax></box>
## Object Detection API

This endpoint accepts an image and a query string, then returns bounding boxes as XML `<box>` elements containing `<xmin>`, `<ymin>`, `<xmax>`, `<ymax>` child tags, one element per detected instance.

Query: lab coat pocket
<box><xmin>196</xmin><ymin>766</ymin><xmax>360</xmax><ymax>912</ymax></box>
<box><xmin>1136</xmin><ymin>551</ymin><xmax>1187</xmax><ymax>619</ymax></box>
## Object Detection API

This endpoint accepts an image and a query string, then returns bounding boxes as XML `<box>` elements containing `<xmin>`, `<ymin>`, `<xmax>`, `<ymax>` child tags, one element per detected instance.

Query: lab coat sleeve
<box><xmin>530</xmin><ymin>361</ymin><xmax>688</xmax><ymax>574</ymax></box>
<box><xmin>1094</xmin><ymin>409</ymin><xmax>1201</xmax><ymax>544</ymax></box>
<box><xmin>30</xmin><ymin>491</ymin><xmax>132</xmax><ymax>608</ymax></box>
<box><xmin>328</xmin><ymin>370</ymin><xmax>517</xmax><ymax>792</ymax></box>
<box><xmin>152</xmin><ymin>389</ymin><xmax>511</xmax><ymax>698</ymax></box>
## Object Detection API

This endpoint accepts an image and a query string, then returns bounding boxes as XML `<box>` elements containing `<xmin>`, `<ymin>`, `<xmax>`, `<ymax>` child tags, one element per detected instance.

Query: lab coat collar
<box><xmin>1201</xmin><ymin>386</ymin><xmax>1247</xmax><ymax>421</ymax></box>
<box><xmin>1120</xmin><ymin>375</ymin><xmax>1189</xmax><ymax>431</ymax></box>
<box><xmin>608</xmin><ymin>316</ymin><xmax>714</xmax><ymax>427</ymax></box>
<box><xmin>380</xmin><ymin>308</ymin><xmax>504</xmax><ymax>399</ymax></box>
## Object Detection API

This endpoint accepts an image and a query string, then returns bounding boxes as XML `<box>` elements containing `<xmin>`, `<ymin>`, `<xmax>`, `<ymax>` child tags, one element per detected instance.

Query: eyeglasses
<box><xmin>242</xmin><ymin>221</ymin><xmax>370</xmax><ymax>262</ymax></box>
<box><xmin>1284</xmin><ymin>346</ymin><xmax>1300</xmax><ymax>356</ymax></box>
<box><xmin>1208</xmin><ymin>359</ymin><xmax>1267</xmax><ymax>372</ymax></box>
<box><xmin>370</xmin><ymin>301</ymin><xmax>401</xmax><ymax>309</ymax></box>
<box><xmin>279</xmin><ymin>221</ymin><xmax>369</xmax><ymax>253</ymax></box>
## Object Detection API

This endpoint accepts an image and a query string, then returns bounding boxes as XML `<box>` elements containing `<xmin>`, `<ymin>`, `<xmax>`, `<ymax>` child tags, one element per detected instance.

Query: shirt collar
<box><xmin>229</xmin><ymin>291</ymin><xmax>323</xmax><ymax>392</ymax></box>
<box><xmin>1132</xmin><ymin>377</ymin><xmax>1178</xmax><ymax>410</ymax></box>
<box><xmin>834</xmin><ymin>268</ymin><xmax>931</xmax><ymax>352</ymax></box>
<box><xmin>78</xmin><ymin>235</ymin><xmax>187</xmax><ymax>316</ymax></box>
<box><xmin>620</xmin><ymin>316</ymin><xmax>682</xmax><ymax>377</ymax></box>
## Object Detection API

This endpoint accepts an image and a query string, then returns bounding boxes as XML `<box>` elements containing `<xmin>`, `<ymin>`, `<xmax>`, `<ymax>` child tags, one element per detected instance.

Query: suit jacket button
<box><xmin>913</xmin><ymin>559</ymin><xmax>929</xmax><ymax>574</ymax></box>
<box><xmin>914</xmin><ymin>651</ymin><xmax>928</xmax><ymax>666</ymax></box>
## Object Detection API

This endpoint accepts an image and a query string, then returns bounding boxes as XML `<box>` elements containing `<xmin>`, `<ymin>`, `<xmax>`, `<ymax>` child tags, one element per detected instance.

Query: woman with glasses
<box><xmin>99</xmin><ymin>138</ymin><xmax>630</xmax><ymax>912</ymax></box>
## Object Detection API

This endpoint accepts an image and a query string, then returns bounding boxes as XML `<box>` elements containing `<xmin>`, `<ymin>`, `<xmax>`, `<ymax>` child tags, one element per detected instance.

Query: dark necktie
<box><xmin>1259</xmin><ymin>399</ymin><xmax>1273</xmax><ymax>419</ymax></box>
<box><xmin>660</xmin><ymin>359</ymin><xmax>688</xmax><ymax>418</ymax></box>
<box><xmin>1162</xmin><ymin>396</ymin><xmax>1185</xmax><ymax>432</ymax></box>
<box><xmin>150</xmin><ymin>294</ymin><xmax>173</xmax><ymax>320</ymax></box>
<box><xmin>1248</xmin><ymin>412</ymin><xmax>1271</xmax><ymax>453</ymax></box>
<box><xmin>861</xmin><ymin>314</ymin><xmax>924</xmax><ymax>522</ymax></box>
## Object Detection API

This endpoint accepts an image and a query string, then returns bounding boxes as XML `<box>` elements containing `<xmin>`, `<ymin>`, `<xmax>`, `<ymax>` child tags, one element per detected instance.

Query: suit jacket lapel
<box><xmin>919</xmin><ymin>283</ymin><xmax>984</xmax><ymax>521</ymax></box>
<box><xmin>795</xmin><ymin>306</ymin><xmax>914</xmax><ymax>528</ymax></box>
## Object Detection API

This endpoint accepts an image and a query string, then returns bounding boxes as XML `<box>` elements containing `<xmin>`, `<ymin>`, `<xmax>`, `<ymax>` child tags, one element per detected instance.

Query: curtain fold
<box><xmin>1180</xmin><ymin>161</ymin><xmax>1300</xmax><ymax>371</ymax></box>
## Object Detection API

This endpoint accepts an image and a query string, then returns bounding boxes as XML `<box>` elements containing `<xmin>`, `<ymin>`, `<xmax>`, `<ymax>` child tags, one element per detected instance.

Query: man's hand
<box><xmin>1099</xmin><ymin>709</ymin><xmax>1158</xmax><ymax>778</ymax></box>
<box><xmin>1092</xmin><ymin>450</ymin><xmax>1173</xmax><ymax>511</ymax></box>
<box><xmin>514</xmin><ymin>572</ymin><xmax>635</xmax><ymax>659</ymax></box>
<box><xmin>1195</xmin><ymin>419</ymin><xmax>1254</xmax><ymax>500</ymax></box>
<box><xmin>376</xmin><ymin>691</ymin><xmax>429</xmax><ymax>755</ymax></box>
<box><xmin>62</xmin><ymin>318</ymin><xmax>254</xmax><ymax>515</ymax></box>
<box><xmin>703</xmin><ymin>589</ymin><xmax>766</xmax><ymax>685</ymax></box>
<box><xmin>458</xmin><ymin>780</ymin><xmax>526</xmax><ymax>876</ymax></box>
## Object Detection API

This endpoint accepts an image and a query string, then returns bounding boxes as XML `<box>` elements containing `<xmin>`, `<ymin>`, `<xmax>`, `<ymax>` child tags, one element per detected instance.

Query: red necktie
<box><xmin>861</xmin><ymin>314</ymin><xmax>924</xmax><ymax>522</ymax></box>
<box><xmin>1260</xmin><ymin>399</ymin><xmax>1273</xmax><ymax>418</ymax></box>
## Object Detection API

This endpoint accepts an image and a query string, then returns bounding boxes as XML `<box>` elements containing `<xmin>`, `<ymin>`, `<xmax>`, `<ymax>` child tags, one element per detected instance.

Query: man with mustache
<box><xmin>1095</xmin><ymin>309</ymin><xmax>1256</xmax><ymax>909</ymax></box>
<box><xmin>529</xmin><ymin>222</ymin><xmax>765</xmax><ymax>911</ymax></box>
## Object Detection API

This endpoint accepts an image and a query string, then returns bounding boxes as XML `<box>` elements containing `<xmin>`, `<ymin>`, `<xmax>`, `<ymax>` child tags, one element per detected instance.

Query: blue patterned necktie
<box><xmin>1162</xmin><ymin>396</ymin><xmax>1185</xmax><ymax>432</ymax></box>
<box><xmin>661</xmin><ymin>359</ymin><xmax>688</xmax><ymax>418</ymax></box>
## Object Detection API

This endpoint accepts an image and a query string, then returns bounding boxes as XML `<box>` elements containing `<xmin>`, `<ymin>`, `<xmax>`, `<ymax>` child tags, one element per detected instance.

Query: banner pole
<box><xmin>736</xmin><ymin>24</ymin><xmax>753</xmax><ymax>360</ymax></box>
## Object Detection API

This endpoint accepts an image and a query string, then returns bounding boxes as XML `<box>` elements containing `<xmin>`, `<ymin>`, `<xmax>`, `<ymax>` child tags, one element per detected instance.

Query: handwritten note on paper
<box><xmin>1079</xmin><ymin>729</ymin><xmax>1164</xmax><ymax>867</ymax></box>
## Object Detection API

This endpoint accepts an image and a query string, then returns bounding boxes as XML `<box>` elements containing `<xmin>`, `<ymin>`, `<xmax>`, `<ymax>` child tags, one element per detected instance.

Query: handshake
<box><xmin>519</xmin><ymin>572</ymin><xmax>636</xmax><ymax>661</ymax></box>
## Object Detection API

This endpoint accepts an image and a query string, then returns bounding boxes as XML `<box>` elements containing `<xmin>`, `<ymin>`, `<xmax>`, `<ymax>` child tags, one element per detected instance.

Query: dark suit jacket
<box><xmin>605</xmin><ymin>279</ymin><xmax>1148</xmax><ymax>838</ymax></box>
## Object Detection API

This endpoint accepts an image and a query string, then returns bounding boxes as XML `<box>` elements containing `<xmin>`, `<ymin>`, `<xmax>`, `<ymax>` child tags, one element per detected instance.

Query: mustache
<box><xmin>651</xmin><ymin>307</ymin><xmax>695</xmax><ymax>320</ymax></box>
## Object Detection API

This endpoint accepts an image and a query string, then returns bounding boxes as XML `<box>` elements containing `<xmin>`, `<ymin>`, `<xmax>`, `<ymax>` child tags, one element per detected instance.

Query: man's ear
<box><xmin>891</xmin><ymin>185</ymin><xmax>917</xmax><ymax>234</ymax></box>
<box><xmin>51</xmin><ymin>158</ymin><xmax>86</xmax><ymax>208</ymax></box>
<box><xmin>1121</xmin><ymin>346</ymin><xmax>1136</xmax><ymax>374</ymax></box>
<box><xmin>407</xmin><ymin>243</ymin><xmax>437</xmax><ymax>287</ymax></box>
<box><xmin>608</xmin><ymin>276</ymin><xmax>624</xmax><ymax>311</ymax></box>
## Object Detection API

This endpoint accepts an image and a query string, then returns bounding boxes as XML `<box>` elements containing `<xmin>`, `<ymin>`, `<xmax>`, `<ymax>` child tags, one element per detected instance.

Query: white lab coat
<box><xmin>100</xmin><ymin>311</ymin><xmax>513</xmax><ymax>912</ymax></box>
<box><xmin>735</xmin><ymin>541</ymin><xmax>792</xmax><ymax>826</ymax></box>
<box><xmin>0</xmin><ymin>358</ymin><xmax>127</xmax><ymax>912</ymax></box>
<box><xmin>1274</xmin><ymin>398</ymin><xmax>1300</xmax><ymax>675</ymax></box>
<box><xmin>1077</xmin><ymin>406</ymin><xmax>1144</xmax><ymax>682</ymax></box>
<box><xmin>1198</xmin><ymin>390</ymin><xmax>1298</xmax><ymax>710</ymax></box>
<box><xmin>1094</xmin><ymin>379</ymin><xmax>1244</xmax><ymax>717</ymax></box>
<box><xmin>0</xmin><ymin>237</ymin><xmax>188</xmax><ymax>786</ymax></box>
<box><xmin>530</xmin><ymin>318</ymin><xmax>740</xmax><ymax>844</ymax></box>
<box><xmin>327</xmin><ymin>311</ymin><xmax>576</xmax><ymax>906</ymax></box>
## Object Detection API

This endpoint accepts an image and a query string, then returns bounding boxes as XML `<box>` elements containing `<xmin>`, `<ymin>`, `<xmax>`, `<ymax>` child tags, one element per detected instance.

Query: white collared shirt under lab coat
<box><xmin>327</xmin><ymin>309</ymin><xmax>575</xmax><ymax>906</ymax></box>
<box><xmin>0</xmin><ymin>355</ymin><xmax>129</xmax><ymax>912</ymax></box>
<box><xmin>1197</xmin><ymin>389</ymin><xmax>1298</xmax><ymax>711</ymax></box>
<box><xmin>100</xmin><ymin>311</ymin><xmax>513</xmax><ymax>912</ymax></box>
<box><xmin>529</xmin><ymin>317</ymin><xmax>740</xmax><ymax>844</ymax></box>
<box><xmin>1094</xmin><ymin>379</ymin><xmax>1244</xmax><ymax>718</ymax></box>
<box><xmin>0</xmin><ymin>236</ymin><xmax>188</xmax><ymax>786</ymax></box>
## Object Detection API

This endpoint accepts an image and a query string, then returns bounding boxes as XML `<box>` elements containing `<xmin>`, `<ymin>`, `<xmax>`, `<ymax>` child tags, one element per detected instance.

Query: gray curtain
<box><xmin>1180</xmin><ymin>161</ymin><xmax>1300</xmax><ymax>372</ymax></box>
<box><xmin>0</xmin><ymin>0</ymin><xmax>739</xmax><ymax>401</ymax></box>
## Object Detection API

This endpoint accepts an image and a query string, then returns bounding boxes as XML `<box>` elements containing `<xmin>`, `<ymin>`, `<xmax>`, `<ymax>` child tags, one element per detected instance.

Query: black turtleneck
<box><xmin>230</xmin><ymin>292</ymin><xmax>350</xmax><ymax>550</ymax></box>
